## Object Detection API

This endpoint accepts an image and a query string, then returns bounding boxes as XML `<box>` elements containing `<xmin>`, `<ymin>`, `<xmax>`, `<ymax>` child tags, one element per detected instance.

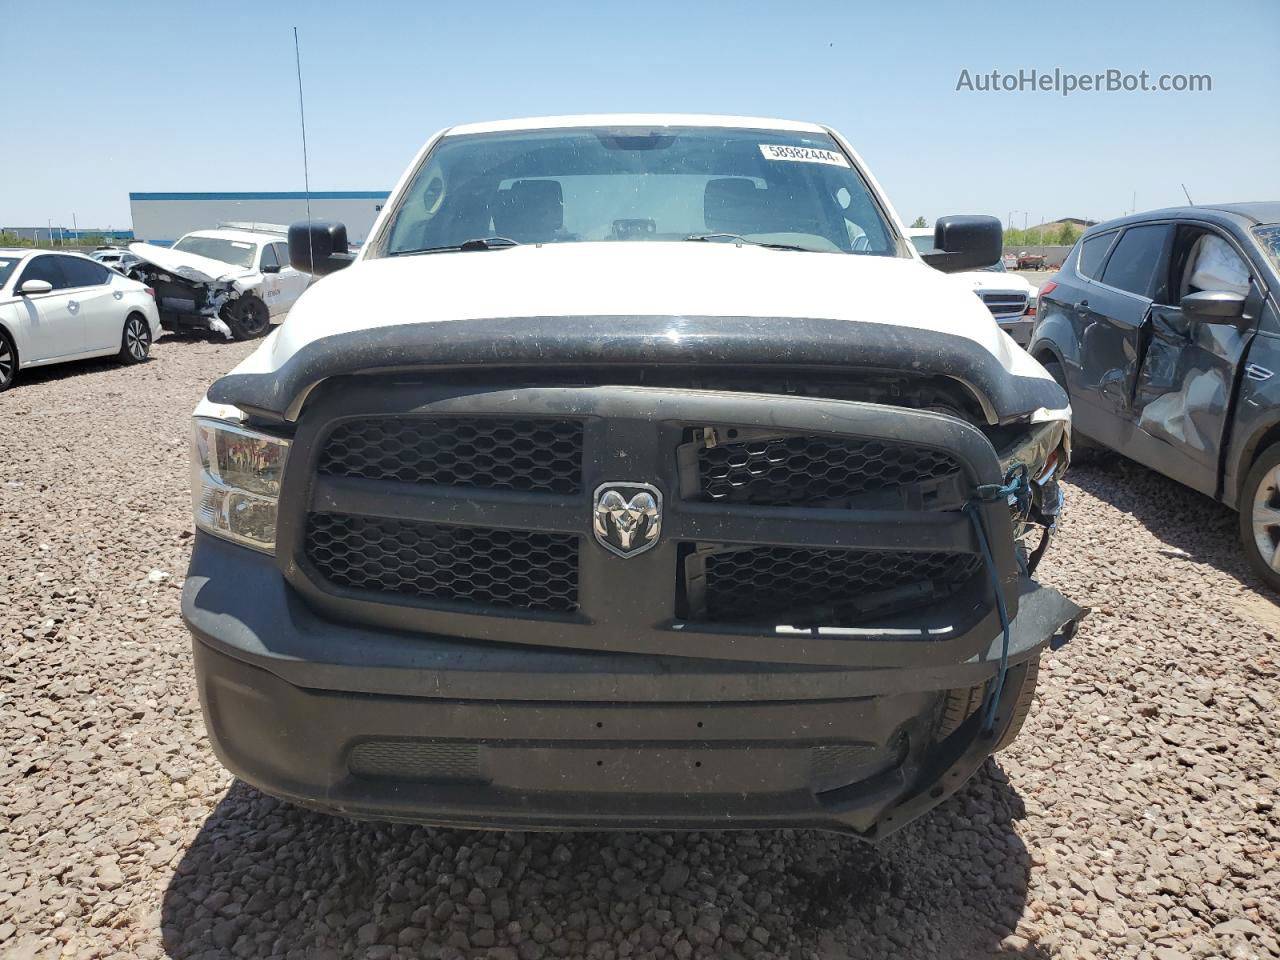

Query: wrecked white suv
<box><xmin>128</xmin><ymin>225</ymin><xmax>308</xmax><ymax>340</ymax></box>
<box><xmin>183</xmin><ymin>114</ymin><xmax>1083</xmax><ymax>838</ymax></box>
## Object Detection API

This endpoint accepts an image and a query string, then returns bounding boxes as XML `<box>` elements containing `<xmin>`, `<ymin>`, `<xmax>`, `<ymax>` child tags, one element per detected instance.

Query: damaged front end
<box><xmin>126</xmin><ymin>244</ymin><xmax>256</xmax><ymax>339</ymax></box>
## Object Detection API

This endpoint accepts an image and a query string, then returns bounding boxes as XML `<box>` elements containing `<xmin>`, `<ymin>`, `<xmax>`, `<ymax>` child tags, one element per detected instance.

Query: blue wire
<box><xmin>967</xmin><ymin>472</ymin><xmax>1022</xmax><ymax>734</ymax></box>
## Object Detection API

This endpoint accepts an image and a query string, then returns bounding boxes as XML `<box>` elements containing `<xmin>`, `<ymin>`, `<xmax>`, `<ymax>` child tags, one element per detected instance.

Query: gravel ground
<box><xmin>1</xmin><ymin>335</ymin><xmax>1278</xmax><ymax>960</ymax></box>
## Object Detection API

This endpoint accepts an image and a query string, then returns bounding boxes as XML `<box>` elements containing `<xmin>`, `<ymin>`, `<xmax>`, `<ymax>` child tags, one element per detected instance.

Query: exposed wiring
<box><xmin>967</xmin><ymin>467</ymin><xmax>1029</xmax><ymax>733</ymax></box>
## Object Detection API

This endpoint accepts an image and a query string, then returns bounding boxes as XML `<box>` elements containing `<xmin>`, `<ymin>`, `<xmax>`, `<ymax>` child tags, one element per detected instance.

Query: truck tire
<box><xmin>117</xmin><ymin>313</ymin><xmax>151</xmax><ymax>364</ymax></box>
<box><xmin>222</xmin><ymin>295</ymin><xmax>271</xmax><ymax>341</ymax></box>
<box><xmin>937</xmin><ymin>654</ymin><xmax>1041</xmax><ymax>752</ymax></box>
<box><xmin>1238</xmin><ymin>443</ymin><xmax>1280</xmax><ymax>593</ymax></box>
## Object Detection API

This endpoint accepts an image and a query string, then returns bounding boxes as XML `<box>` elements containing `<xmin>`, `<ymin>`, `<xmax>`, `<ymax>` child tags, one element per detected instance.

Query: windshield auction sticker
<box><xmin>758</xmin><ymin>144</ymin><xmax>850</xmax><ymax>167</ymax></box>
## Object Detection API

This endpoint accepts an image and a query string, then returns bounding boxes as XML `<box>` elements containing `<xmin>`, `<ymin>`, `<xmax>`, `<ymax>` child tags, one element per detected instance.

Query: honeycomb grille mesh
<box><xmin>701</xmin><ymin>546</ymin><xmax>980</xmax><ymax>623</ymax></box>
<box><xmin>349</xmin><ymin>741</ymin><xmax>484</xmax><ymax>782</ymax></box>
<box><xmin>306</xmin><ymin>513</ymin><xmax>579</xmax><ymax>612</ymax></box>
<box><xmin>698</xmin><ymin>434</ymin><xmax>960</xmax><ymax>506</ymax></box>
<box><xmin>319</xmin><ymin>417</ymin><xmax>584</xmax><ymax>494</ymax></box>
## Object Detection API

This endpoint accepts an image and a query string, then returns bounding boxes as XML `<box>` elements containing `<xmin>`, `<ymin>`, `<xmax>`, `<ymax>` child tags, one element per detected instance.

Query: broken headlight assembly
<box><xmin>192</xmin><ymin>418</ymin><xmax>290</xmax><ymax>553</ymax></box>
<box><xmin>996</xmin><ymin>420</ymin><xmax>1068</xmax><ymax>572</ymax></box>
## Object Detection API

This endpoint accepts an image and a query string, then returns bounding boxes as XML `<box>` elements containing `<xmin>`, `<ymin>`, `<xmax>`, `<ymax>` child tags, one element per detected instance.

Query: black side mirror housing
<box><xmin>261</xmin><ymin>264</ymin><xmax>281</xmax><ymax>275</ymax></box>
<box><xmin>1180</xmin><ymin>290</ymin><xmax>1246</xmax><ymax>322</ymax></box>
<box><xmin>921</xmin><ymin>215</ymin><xmax>1004</xmax><ymax>273</ymax></box>
<box><xmin>288</xmin><ymin>220</ymin><xmax>355</xmax><ymax>276</ymax></box>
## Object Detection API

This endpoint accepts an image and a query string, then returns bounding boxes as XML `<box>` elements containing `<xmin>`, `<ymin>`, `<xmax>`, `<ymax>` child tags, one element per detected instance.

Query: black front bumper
<box><xmin>184</xmin><ymin>534</ymin><xmax>1080</xmax><ymax>838</ymax></box>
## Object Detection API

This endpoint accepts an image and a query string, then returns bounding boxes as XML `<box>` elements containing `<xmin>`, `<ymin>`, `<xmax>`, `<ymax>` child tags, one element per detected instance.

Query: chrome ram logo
<box><xmin>592</xmin><ymin>482</ymin><xmax>663</xmax><ymax>558</ymax></box>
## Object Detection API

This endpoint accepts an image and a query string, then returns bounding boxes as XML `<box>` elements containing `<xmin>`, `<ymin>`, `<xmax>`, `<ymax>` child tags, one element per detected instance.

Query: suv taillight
<box><xmin>145</xmin><ymin>287</ymin><xmax>156</xmax><ymax>298</ymax></box>
<box><xmin>1039</xmin><ymin>281</ymin><xmax>1058</xmax><ymax>298</ymax></box>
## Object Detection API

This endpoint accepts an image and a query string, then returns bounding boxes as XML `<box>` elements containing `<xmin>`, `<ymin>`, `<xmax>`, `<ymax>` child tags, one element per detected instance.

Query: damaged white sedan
<box><xmin>127</xmin><ymin>226</ymin><xmax>308</xmax><ymax>340</ymax></box>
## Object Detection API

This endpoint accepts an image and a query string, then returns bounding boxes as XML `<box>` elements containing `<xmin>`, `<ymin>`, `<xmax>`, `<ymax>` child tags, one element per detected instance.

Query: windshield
<box><xmin>172</xmin><ymin>235</ymin><xmax>258</xmax><ymax>269</ymax></box>
<box><xmin>908</xmin><ymin>235</ymin><xmax>934</xmax><ymax>254</ymax></box>
<box><xmin>1253</xmin><ymin>224</ymin><xmax>1280</xmax><ymax>273</ymax></box>
<box><xmin>981</xmin><ymin>260</ymin><xmax>1007</xmax><ymax>273</ymax></box>
<box><xmin>0</xmin><ymin>257</ymin><xmax>21</xmax><ymax>288</ymax></box>
<box><xmin>380</xmin><ymin>126</ymin><xmax>900</xmax><ymax>257</ymax></box>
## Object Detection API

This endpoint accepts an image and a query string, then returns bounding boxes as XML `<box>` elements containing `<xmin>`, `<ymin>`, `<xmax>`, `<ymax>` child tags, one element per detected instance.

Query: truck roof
<box><xmin>445</xmin><ymin>114</ymin><xmax>829</xmax><ymax>137</ymax></box>
<box><xmin>180</xmin><ymin>228</ymin><xmax>280</xmax><ymax>245</ymax></box>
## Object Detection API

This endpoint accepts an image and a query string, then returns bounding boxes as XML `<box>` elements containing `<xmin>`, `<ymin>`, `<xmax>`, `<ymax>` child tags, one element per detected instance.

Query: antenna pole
<box><xmin>1181</xmin><ymin>183</ymin><xmax>1194</xmax><ymax>206</ymax></box>
<box><xmin>293</xmin><ymin>27</ymin><xmax>314</xmax><ymax>268</ymax></box>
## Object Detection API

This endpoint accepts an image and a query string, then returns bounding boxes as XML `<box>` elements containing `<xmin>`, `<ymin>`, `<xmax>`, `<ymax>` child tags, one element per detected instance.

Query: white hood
<box><xmin>231</xmin><ymin>242</ymin><xmax>1049</xmax><ymax>383</ymax></box>
<box><xmin>952</xmin><ymin>269</ymin><xmax>1038</xmax><ymax>296</ymax></box>
<box><xmin>127</xmin><ymin>242</ymin><xmax>253</xmax><ymax>286</ymax></box>
<box><xmin>198</xmin><ymin>242</ymin><xmax>1067</xmax><ymax>427</ymax></box>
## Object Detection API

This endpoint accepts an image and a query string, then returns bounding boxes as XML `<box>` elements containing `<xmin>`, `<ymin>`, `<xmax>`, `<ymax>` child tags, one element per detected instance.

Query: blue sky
<box><xmin>3</xmin><ymin>0</ymin><xmax>1276</xmax><ymax>229</ymax></box>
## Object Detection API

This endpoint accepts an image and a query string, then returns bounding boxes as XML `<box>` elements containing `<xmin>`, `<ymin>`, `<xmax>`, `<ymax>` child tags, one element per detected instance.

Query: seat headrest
<box><xmin>703</xmin><ymin>178</ymin><xmax>765</xmax><ymax>235</ymax></box>
<box><xmin>493</xmin><ymin>179</ymin><xmax>564</xmax><ymax>242</ymax></box>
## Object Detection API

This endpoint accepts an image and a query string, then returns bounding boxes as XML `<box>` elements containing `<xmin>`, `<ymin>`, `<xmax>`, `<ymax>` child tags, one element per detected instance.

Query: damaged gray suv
<box><xmin>181</xmin><ymin>114</ymin><xmax>1083</xmax><ymax>838</ymax></box>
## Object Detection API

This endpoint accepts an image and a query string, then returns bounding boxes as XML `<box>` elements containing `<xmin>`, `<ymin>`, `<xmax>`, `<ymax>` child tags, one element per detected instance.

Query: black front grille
<box><xmin>979</xmin><ymin>292</ymin><xmax>1029</xmax><ymax>317</ymax></box>
<box><xmin>698</xmin><ymin>433</ymin><xmax>961</xmax><ymax>506</ymax></box>
<box><xmin>692</xmin><ymin>545</ymin><xmax>980</xmax><ymax>624</ymax></box>
<box><xmin>306</xmin><ymin>512</ymin><xmax>579</xmax><ymax>612</ymax></box>
<box><xmin>319</xmin><ymin>417</ymin><xmax>584</xmax><ymax>494</ymax></box>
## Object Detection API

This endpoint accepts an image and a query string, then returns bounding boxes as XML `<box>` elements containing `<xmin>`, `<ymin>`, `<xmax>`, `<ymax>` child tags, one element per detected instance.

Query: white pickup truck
<box><xmin>182</xmin><ymin>114</ymin><xmax>1082</xmax><ymax>838</ymax></box>
<box><xmin>128</xmin><ymin>225</ymin><xmax>309</xmax><ymax>340</ymax></box>
<box><xmin>909</xmin><ymin>228</ymin><xmax>1039</xmax><ymax>346</ymax></box>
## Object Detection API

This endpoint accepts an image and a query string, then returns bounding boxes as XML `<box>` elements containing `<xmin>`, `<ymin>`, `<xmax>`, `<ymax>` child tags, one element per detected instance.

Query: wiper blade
<box><xmin>684</xmin><ymin>233</ymin><xmax>810</xmax><ymax>252</ymax></box>
<box><xmin>390</xmin><ymin>236</ymin><xmax>521</xmax><ymax>256</ymax></box>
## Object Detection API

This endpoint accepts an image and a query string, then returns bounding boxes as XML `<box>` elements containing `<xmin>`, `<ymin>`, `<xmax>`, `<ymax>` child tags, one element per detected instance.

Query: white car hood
<box><xmin>202</xmin><ymin>242</ymin><xmax>1065</xmax><ymax>424</ymax></box>
<box><xmin>127</xmin><ymin>242</ymin><xmax>254</xmax><ymax>286</ymax></box>
<box><xmin>953</xmin><ymin>270</ymin><xmax>1038</xmax><ymax>295</ymax></box>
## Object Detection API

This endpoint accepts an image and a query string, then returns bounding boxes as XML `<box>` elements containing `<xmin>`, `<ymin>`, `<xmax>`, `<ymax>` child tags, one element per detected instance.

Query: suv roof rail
<box><xmin>216</xmin><ymin>221</ymin><xmax>290</xmax><ymax>235</ymax></box>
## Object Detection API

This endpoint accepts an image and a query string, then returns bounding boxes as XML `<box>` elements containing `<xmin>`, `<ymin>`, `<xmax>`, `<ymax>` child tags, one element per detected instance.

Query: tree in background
<box><xmin>910</xmin><ymin>216</ymin><xmax>928</xmax><ymax>228</ymax></box>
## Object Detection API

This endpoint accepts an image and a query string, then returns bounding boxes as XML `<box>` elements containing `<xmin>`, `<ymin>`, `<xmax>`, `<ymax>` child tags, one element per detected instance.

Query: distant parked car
<box><xmin>0</xmin><ymin>248</ymin><xmax>161</xmax><ymax>391</ymax></box>
<box><xmin>127</xmin><ymin>224</ymin><xmax>310</xmax><ymax>340</ymax></box>
<box><xmin>1016</xmin><ymin>251</ymin><xmax>1047</xmax><ymax>270</ymax></box>
<box><xmin>909</xmin><ymin>229</ymin><xmax>1038</xmax><ymax>345</ymax></box>
<box><xmin>1030</xmin><ymin>203</ymin><xmax>1280</xmax><ymax>587</ymax></box>
<box><xmin>90</xmin><ymin>248</ymin><xmax>143</xmax><ymax>274</ymax></box>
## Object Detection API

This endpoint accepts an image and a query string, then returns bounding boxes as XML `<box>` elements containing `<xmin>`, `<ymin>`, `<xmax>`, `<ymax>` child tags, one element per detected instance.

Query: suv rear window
<box><xmin>1077</xmin><ymin>231</ymin><xmax>1115</xmax><ymax>279</ymax></box>
<box><xmin>1100</xmin><ymin>224</ymin><xmax>1172</xmax><ymax>298</ymax></box>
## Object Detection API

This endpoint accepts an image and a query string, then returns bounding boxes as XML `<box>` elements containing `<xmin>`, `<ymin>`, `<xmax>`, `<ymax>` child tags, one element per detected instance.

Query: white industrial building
<box><xmin>128</xmin><ymin>191</ymin><xmax>389</xmax><ymax>245</ymax></box>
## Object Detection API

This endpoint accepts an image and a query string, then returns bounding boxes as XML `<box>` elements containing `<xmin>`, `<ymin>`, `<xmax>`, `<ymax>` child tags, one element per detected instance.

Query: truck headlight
<box><xmin>191</xmin><ymin>418</ymin><xmax>290</xmax><ymax>553</ymax></box>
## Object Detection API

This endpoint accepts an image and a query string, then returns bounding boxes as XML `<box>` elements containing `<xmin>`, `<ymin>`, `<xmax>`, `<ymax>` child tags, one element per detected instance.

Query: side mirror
<box><xmin>288</xmin><ymin>220</ymin><xmax>354</xmax><ymax>276</ymax></box>
<box><xmin>1181</xmin><ymin>290</ymin><xmax>1246</xmax><ymax>322</ymax></box>
<box><xmin>261</xmin><ymin>264</ymin><xmax>281</xmax><ymax>275</ymax></box>
<box><xmin>20</xmin><ymin>279</ymin><xmax>54</xmax><ymax>295</ymax></box>
<box><xmin>921</xmin><ymin>215</ymin><xmax>1004</xmax><ymax>273</ymax></box>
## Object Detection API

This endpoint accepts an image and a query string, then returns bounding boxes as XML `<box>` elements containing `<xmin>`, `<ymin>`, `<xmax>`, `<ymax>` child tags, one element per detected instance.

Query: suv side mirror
<box><xmin>261</xmin><ymin>264</ymin><xmax>281</xmax><ymax>275</ymax></box>
<box><xmin>1181</xmin><ymin>290</ymin><xmax>1246</xmax><ymax>322</ymax></box>
<box><xmin>288</xmin><ymin>220</ymin><xmax>355</xmax><ymax>276</ymax></box>
<box><xmin>19</xmin><ymin>279</ymin><xmax>54</xmax><ymax>295</ymax></box>
<box><xmin>921</xmin><ymin>216</ymin><xmax>1003</xmax><ymax>273</ymax></box>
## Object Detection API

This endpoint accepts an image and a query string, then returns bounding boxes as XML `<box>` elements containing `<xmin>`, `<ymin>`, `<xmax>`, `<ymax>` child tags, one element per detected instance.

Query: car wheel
<box><xmin>1041</xmin><ymin>358</ymin><xmax>1104</xmax><ymax>462</ymax></box>
<box><xmin>937</xmin><ymin>654</ymin><xmax>1041</xmax><ymax>752</ymax></box>
<box><xmin>222</xmin><ymin>295</ymin><xmax>271</xmax><ymax>340</ymax></box>
<box><xmin>1238</xmin><ymin>443</ymin><xmax>1280</xmax><ymax>592</ymax></box>
<box><xmin>0</xmin><ymin>329</ymin><xmax>16</xmax><ymax>391</ymax></box>
<box><xmin>118</xmin><ymin>313</ymin><xmax>151</xmax><ymax>364</ymax></box>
